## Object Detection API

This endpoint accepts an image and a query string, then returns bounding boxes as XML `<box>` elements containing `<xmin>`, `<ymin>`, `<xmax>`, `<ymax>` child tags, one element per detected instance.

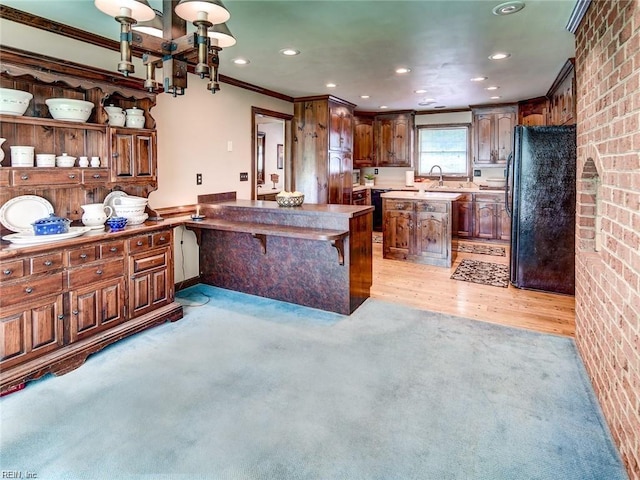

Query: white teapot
<box><xmin>81</xmin><ymin>203</ymin><xmax>113</xmax><ymax>229</ymax></box>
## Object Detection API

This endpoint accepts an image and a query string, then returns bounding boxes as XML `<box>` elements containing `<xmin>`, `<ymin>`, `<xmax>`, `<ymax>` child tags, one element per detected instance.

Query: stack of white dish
<box><xmin>112</xmin><ymin>194</ymin><xmax>148</xmax><ymax>225</ymax></box>
<box><xmin>10</xmin><ymin>146</ymin><xmax>35</xmax><ymax>167</ymax></box>
<box><xmin>36</xmin><ymin>153</ymin><xmax>56</xmax><ymax>167</ymax></box>
<box><xmin>46</xmin><ymin>98</ymin><xmax>94</xmax><ymax>123</ymax></box>
<box><xmin>0</xmin><ymin>88</ymin><xmax>33</xmax><ymax>116</ymax></box>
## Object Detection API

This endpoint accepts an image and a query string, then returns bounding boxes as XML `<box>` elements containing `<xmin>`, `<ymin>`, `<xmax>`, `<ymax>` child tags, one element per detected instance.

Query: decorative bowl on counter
<box><xmin>32</xmin><ymin>213</ymin><xmax>71</xmax><ymax>235</ymax></box>
<box><xmin>276</xmin><ymin>191</ymin><xmax>304</xmax><ymax>207</ymax></box>
<box><xmin>114</xmin><ymin>195</ymin><xmax>148</xmax><ymax>206</ymax></box>
<box><xmin>114</xmin><ymin>203</ymin><xmax>146</xmax><ymax>217</ymax></box>
<box><xmin>45</xmin><ymin>98</ymin><xmax>94</xmax><ymax>123</ymax></box>
<box><xmin>106</xmin><ymin>216</ymin><xmax>128</xmax><ymax>231</ymax></box>
<box><xmin>0</xmin><ymin>88</ymin><xmax>33</xmax><ymax>116</ymax></box>
<box><xmin>10</xmin><ymin>146</ymin><xmax>35</xmax><ymax>167</ymax></box>
<box><xmin>125</xmin><ymin>213</ymin><xmax>149</xmax><ymax>225</ymax></box>
<box><xmin>36</xmin><ymin>153</ymin><xmax>56</xmax><ymax>167</ymax></box>
<box><xmin>56</xmin><ymin>153</ymin><xmax>76</xmax><ymax>167</ymax></box>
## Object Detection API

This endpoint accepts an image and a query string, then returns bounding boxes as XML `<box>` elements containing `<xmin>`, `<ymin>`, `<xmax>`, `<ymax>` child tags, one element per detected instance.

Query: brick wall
<box><xmin>574</xmin><ymin>1</ymin><xmax>640</xmax><ymax>478</ymax></box>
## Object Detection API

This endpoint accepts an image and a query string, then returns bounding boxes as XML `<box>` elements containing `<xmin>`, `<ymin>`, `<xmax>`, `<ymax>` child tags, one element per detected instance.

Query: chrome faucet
<box><xmin>429</xmin><ymin>165</ymin><xmax>444</xmax><ymax>186</ymax></box>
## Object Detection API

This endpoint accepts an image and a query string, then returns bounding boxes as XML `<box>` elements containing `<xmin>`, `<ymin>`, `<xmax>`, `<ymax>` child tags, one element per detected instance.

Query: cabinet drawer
<box><xmin>384</xmin><ymin>200</ymin><xmax>413</xmax><ymax>211</ymax></box>
<box><xmin>153</xmin><ymin>231</ymin><xmax>171</xmax><ymax>247</ymax></box>
<box><xmin>352</xmin><ymin>190</ymin><xmax>366</xmax><ymax>201</ymax></box>
<box><xmin>11</xmin><ymin>168</ymin><xmax>81</xmax><ymax>186</ymax></box>
<box><xmin>416</xmin><ymin>201</ymin><xmax>448</xmax><ymax>213</ymax></box>
<box><xmin>0</xmin><ymin>260</ymin><xmax>25</xmax><ymax>282</ymax></box>
<box><xmin>131</xmin><ymin>250</ymin><xmax>168</xmax><ymax>274</ymax></box>
<box><xmin>0</xmin><ymin>272</ymin><xmax>64</xmax><ymax>308</ymax></box>
<box><xmin>474</xmin><ymin>193</ymin><xmax>504</xmax><ymax>203</ymax></box>
<box><xmin>99</xmin><ymin>240</ymin><xmax>125</xmax><ymax>259</ymax></box>
<box><xmin>67</xmin><ymin>259</ymin><xmax>124</xmax><ymax>288</ymax></box>
<box><xmin>128</xmin><ymin>235</ymin><xmax>152</xmax><ymax>254</ymax></box>
<box><xmin>30</xmin><ymin>252</ymin><xmax>64</xmax><ymax>274</ymax></box>
<box><xmin>66</xmin><ymin>246</ymin><xmax>97</xmax><ymax>266</ymax></box>
<box><xmin>82</xmin><ymin>169</ymin><xmax>110</xmax><ymax>184</ymax></box>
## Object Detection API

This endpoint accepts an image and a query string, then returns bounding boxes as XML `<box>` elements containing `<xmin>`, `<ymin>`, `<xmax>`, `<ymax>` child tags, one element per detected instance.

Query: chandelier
<box><xmin>94</xmin><ymin>0</ymin><xmax>236</xmax><ymax>96</ymax></box>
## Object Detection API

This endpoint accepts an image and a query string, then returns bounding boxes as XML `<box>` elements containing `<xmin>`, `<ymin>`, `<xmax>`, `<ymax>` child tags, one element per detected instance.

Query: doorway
<box><xmin>251</xmin><ymin>107</ymin><xmax>293</xmax><ymax>200</ymax></box>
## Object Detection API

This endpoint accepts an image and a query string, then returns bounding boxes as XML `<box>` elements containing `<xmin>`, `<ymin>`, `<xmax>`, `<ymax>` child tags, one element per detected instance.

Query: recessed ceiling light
<box><xmin>280</xmin><ymin>48</ymin><xmax>300</xmax><ymax>56</ymax></box>
<box><xmin>360</xmin><ymin>95</ymin><xmax>370</xmax><ymax>99</ymax></box>
<box><xmin>470</xmin><ymin>76</ymin><xmax>488</xmax><ymax>82</ymax></box>
<box><xmin>326</xmin><ymin>83</ymin><xmax>337</xmax><ymax>88</ymax></box>
<box><xmin>492</xmin><ymin>1</ymin><xmax>525</xmax><ymax>15</ymax></box>
<box><xmin>490</xmin><ymin>96</ymin><xmax>502</xmax><ymax>99</ymax></box>
<box><xmin>379</xmin><ymin>105</ymin><xmax>389</xmax><ymax>109</ymax></box>
<box><xmin>395</xmin><ymin>67</ymin><xmax>411</xmax><ymax>74</ymax></box>
<box><xmin>486</xmin><ymin>86</ymin><xmax>500</xmax><ymax>90</ymax></box>
<box><xmin>414</xmin><ymin>89</ymin><xmax>427</xmax><ymax>94</ymax></box>
<box><xmin>489</xmin><ymin>52</ymin><xmax>511</xmax><ymax>60</ymax></box>
<box><xmin>232</xmin><ymin>58</ymin><xmax>250</xmax><ymax>65</ymax></box>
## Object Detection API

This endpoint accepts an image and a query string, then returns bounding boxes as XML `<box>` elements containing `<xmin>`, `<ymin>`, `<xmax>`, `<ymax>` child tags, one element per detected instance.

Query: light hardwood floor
<box><xmin>370</xmin><ymin>239</ymin><xmax>576</xmax><ymax>337</ymax></box>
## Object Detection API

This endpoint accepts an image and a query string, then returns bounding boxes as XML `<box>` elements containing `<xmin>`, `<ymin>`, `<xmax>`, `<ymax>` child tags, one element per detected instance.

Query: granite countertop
<box><xmin>380</xmin><ymin>191</ymin><xmax>464</xmax><ymax>201</ymax></box>
<box><xmin>353</xmin><ymin>182</ymin><xmax>504</xmax><ymax>193</ymax></box>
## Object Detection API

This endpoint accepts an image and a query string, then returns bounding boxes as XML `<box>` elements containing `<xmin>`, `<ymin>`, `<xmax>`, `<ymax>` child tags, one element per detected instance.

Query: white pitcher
<box><xmin>81</xmin><ymin>203</ymin><xmax>113</xmax><ymax>229</ymax></box>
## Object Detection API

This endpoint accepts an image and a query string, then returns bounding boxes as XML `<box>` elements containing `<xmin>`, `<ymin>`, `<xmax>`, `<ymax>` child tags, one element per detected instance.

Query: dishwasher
<box><xmin>371</xmin><ymin>188</ymin><xmax>392</xmax><ymax>231</ymax></box>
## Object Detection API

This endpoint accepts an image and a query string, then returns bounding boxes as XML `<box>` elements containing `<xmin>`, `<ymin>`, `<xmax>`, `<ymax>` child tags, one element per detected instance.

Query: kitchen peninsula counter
<box><xmin>185</xmin><ymin>200</ymin><xmax>374</xmax><ymax>315</ymax></box>
<box><xmin>381</xmin><ymin>191</ymin><xmax>462</xmax><ymax>267</ymax></box>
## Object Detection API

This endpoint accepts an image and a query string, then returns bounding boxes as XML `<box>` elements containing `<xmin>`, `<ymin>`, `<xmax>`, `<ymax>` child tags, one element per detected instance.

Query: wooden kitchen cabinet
<box><xmin>353</xmin><ymin>115</ymin><xmax>374</xmax><ymax>167</ymax></box>
<box><xmin>455</xmin><ymin>194</ymin><xmax>474</xmax><ymax>238</ymax></box>
<box><xmin>110</xmin><ymin>128</ymin><xmax>156</xmax><ymax>183</ymax></box>
<box><xmin>472</xmin><ymin>105</ymin><xmax>516</xmax><ymax>165</ymax></box>
<box><xmin>69</xmin><ymin>278</ymin><xmax>126</xmax><ymax>343</ymax></box>
<box><xmin>383</xmin><ymin>200</ymin><xmax>413</xmax><ymax>259</ymax></box>
<box><xmin>292</xmin><ymin>95</ymin><xmax>355</xmax><ymax>204</ymax></box>
<box><xmin>473</xmin><ymin>193</ymin><xmax>510</xmax><ymax>241</ymax></box>
<box><xmin>375</xmin><ymin>112</ymin><xmax>414</xmax><ymax>167</ymax></box>
<box><xmin>415</xmin><ymin>202</ymin><xmax>450</xmax><ymax>264</ymax></box>
<box><xmin>351</xmin><ymin>188</ymin><xmax>369</xmax><ymax>206</ymax></box>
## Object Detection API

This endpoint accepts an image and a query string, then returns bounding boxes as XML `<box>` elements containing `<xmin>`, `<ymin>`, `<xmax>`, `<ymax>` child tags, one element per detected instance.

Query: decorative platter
<box><xmin>0</xmin><ymin>195</ymin><xmax>54</xmax><ymax>233</ymax></box>
<box><xmin>2</xmin><ymin>226</ymin><xmax>92</xmax><ymax>245</ymax></box>
<box><xmin>103</xmin><ymin>191</ymin><xmax>128</xmax><ymax>210</ymax></box>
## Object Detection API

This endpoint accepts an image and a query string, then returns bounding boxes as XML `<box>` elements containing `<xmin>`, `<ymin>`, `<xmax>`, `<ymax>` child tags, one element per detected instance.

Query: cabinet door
<box><xmin>111</xmin><ymin>130</ymin><xmax>156</xmax><ymax>181</ymax></box>
<box><xmin>415</xmin><ymin>211</ymin><xmax>448</xmax><ymax>260</ymax></box>
<box><xmin>129</xmin><ymin>247</ymin><xmax>171</xmax><ymax>318</ymax></box>
<box><xmin>456</xmin><ymin>200</ymin><xmax>474</xmax><ymax>237</ymax></box>
<box><xmin>474</xmin><ymin>113</ymin><xmax>493</xmax><ymax>164</ymax></box>
<box><xmin>496</xmin><ymin>203</ymin><xmax>511</xmax><ymax>241</ymax></box>
<box><xmin>329</xmin><ymin>105</ymin><xmax>353</xmax><ymax>152</ymax></box>
<box><xmin>112</xmin><ymin>131</ymin><xmax>135</xmax><ymax>178</ymax></box>
<box><xmin>383</xmin><ymin>210</ymin><xmax>413</xmax><ymax>259</ymax></box>
<box><xmin>495</xmin><ymin>112</ymin><xmax>515</xmax><ymax>163</ymax></box>
<box><xmin>390</xmin><ymin>115</ymin><xmax>411</xmax><ymax>166</ymax></box>
<box><xmin>341</xmin><ymin>109</ymin><xmax>353</xmax><ymax>152</ymax></box>
<box><xmin>328</xmin><ymin>152</ymin><xmax>343</xmax><ymax>204</ymax></box>
<box><xmin>474</xmin><ymin>202</ymin><xmax>497</xmax><ymax>239</ymax></box>
<box><xmin>0</xmin><ymin>294</ymin><xmax>64</xmax><ymax>369</ymax></box>
<box><xmin>376</xmin><ymin>117</ymin><xmax>394</xmax><ymax>166</ymax></box>
<box><xmin>69</xmin><ymin>277</ymin><xmax>126</xmax><ymax>343</ymax></box>
<box><xmin>134</xmin><ymin>133</ymin><xmax>155</xmax><ymax>178</ymax></box>
<box><xmin>354</xmin><ymin>118</ymin><xmax>374</xmax><ymax>167</ymax></box>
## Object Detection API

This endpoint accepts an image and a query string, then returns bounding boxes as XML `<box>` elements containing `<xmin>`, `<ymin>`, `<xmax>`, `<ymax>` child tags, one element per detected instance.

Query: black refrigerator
<box><xmin>507</xmin><ymin>125</ymin><xmax>577</xmax><ymax>295</ymax></box>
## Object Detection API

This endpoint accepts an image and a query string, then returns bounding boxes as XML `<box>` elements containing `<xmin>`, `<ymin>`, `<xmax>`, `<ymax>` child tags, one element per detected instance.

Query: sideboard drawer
<box><xmin>128</xmin><ymin>235</ymin><xmax>152</xmax><ymax>254</ymax></box>
<box><xmin>30</xmin><ymin>252</ymin><xmax>64</xmax><ymax>274</ymax></box>
<box><xmin>416</xmin><ymin>201</ymin><xmax>449</xmax><ymax>213</ymax></box>
<box><xmin>81</xmin><ymin>169</ymin><xmax>110</xmax><ymax>184</ymax></box>
<box><xmin>131</xmin><ymin>250</ymin><xmax>168</xmax><ymax>274</ymax></box>
<box><xmin>0</xmin><ymin>272</ymin><xmax>64</xmax><ymax>308</ymax></box>
<box><xmin>66</xmin><ymin>246</ymin><xmax>97</xmax><ymax>267</ymax></box>
<box><xmin>153</xmin><ymin>231</ymin><xmax>171</xmax><ymax>247</ymax></box>
<box><xmin>67</xmin><ymin>259</ymin><xmax>124</xmax><ymax>288</ymax></box>
<box><xmin>0</xmin><ymin>260</ymin><xmax>25</xmax><ymax>282</ymax></box>
<box><xmin>99</xmin><ymin>240</ymin><xmax>125</xmax><ymax>259</ymax></box>
<box><xmin>11</xmin><ymin>169</ymin><xmax>81</xmax><ymax>186</ymax></box>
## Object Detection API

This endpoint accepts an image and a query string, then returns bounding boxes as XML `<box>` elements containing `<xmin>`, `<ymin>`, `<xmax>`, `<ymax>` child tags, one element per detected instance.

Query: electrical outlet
<box><xmin>374</xmin><ymin>168</ymin><xmax>379</xmax><ymax>175</ymax></box>
<box><xmin>240</xmin><ymin>172</ymin><xmax>248</xmax><ymax>181</ymax></box>
<box><xmin>196</xmin><ymin>173</ymin><xmax>202</xmax><ymax>185</ymax></box>
<box><xmin>473</xmin><ymin>169</ymin><xmax>481</xmax><ymax>177</ymax></box>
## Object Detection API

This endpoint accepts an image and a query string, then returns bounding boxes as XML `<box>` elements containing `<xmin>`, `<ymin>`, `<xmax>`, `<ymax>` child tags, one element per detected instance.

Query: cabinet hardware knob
<box><xmin>3</xmin><ymin>269</ymin><xmax>12</xmax><ymax>275</ymax></box>
<box><xmin>96</xmin><ymin>269</ymin><xmax>103</xmax><ymax>275</ymax></box>
<box><xmin>25</xmin><ymin>287</ymin><xmax>33</xmax><ymax>294</ymax></box>
<box><xmin>110</xmin><ymin>247</ymin><xmax>117</xmax><ymax>252</ymax></box>
<box><xmin>93</xmin><ymin>174</ymin><xmax>101</xmax><ymax>178</ymax></box>
<box><xmin>44</xmin><ymin>260</ymin><xmax>53</xmax><ymax>266</ymax></box>
<box><xmin>137</xmin><ymin>241</ymin><xmax>143</xmax><ymax>246</ymax></box>
<box><xmin>69</xmin><ymin>174</ymin><xmax>76</xmax><ymax>179</ymax></box>
<box><xmin>58</xmin><ymin>314</ymin><xmax>65</xmax><ymax>320</ymax></box>
<box><xmin>112</xmin><ymin>153</ymin><xmax>119</xmax><ymax>158</ymax></box>
<box><xmin>72</xmin><ymin>310</ymin><xmax>79</xmax><ymax>315</ymax></box>
<box><xmin>159</xmin><ymin>236</ymin><xmax>166</xmax><ymax>241</ymax></box>
<box><xmin>80</xmin><ymin>254</ymin><xmax>88</xmax><ymax>259</ymax></box>
<box><xmin>21</xmin><ymin>175</ymin><xmax>29</xmax><ymax>180</ymax></box>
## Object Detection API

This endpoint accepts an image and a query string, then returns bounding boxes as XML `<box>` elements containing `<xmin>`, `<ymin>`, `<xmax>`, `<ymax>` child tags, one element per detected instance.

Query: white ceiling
<box><xmin>2</xmin><ymin>0</ymin><xmax>577</xmax><ymax>111</ymax></box>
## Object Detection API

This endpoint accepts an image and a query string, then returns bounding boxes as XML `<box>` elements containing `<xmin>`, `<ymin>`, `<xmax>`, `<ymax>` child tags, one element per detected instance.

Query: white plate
<box><xmin>0</xmin><ymin>195</ymin><xmax>54</xmax><ymax>233</ymax></box>
<box><xmin>2</xmin><ymin>226</ymin><xmax>91</xmax><ymax>245</ymax></box>
<box><xmin>103</xmin><ymin>191</ymin><xmax>128</xmax><ymax>210</ymax></box>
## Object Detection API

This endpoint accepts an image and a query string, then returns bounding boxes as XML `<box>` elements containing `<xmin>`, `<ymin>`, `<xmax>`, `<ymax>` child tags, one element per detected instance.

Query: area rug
<box><xmin>451</xmin><ymin>258</ymin><xmax>509</xmax><ymax>287</ymax></box>
<box><xmin>372</xmin><ymin>232</ymin><xmax>382</xmax><ymax>243</ymax></box>
<box><xmin>0</xmin><ymin>285</ymin><xmax>627</xmax><ymax>480</ymax></box>
<box><xmin>456</xmin><ymin>241</ymin><xmax>506</xmax><ymax>256</ymax></box>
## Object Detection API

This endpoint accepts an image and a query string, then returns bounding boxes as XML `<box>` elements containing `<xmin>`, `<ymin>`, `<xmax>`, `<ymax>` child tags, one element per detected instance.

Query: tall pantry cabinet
<box><xmin>292</xmin><ymin>96</ymin><xmax>355</xmax><ymax>204</ymax></box>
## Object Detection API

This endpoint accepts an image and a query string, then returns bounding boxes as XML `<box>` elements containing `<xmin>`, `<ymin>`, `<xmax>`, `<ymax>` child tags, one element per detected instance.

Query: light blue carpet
<box><xmin>0</xmin><ymin>285</ymin><xmax>628</xmax><ymax>480</ymax></box>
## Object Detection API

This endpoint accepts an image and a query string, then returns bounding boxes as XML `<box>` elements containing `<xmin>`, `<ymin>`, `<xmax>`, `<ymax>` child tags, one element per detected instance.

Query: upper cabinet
<box><xmin>353</xmin><ymin>111</ymin><xmax>415</xmax><ymax>168</ymax></box>
<box><xmin>472</xmin><ymin>105</ymin><xmax>517</xmax><ymax>165</ymax></box>
<box><xmin>329</xmin><ymin>102</ymin><xmax>353</xmax><ymax>152</ymax></box>
<box><xmin>547</xmin><ymin>59</ymin><xmax>576</xmax><ymax>126</ymax></box>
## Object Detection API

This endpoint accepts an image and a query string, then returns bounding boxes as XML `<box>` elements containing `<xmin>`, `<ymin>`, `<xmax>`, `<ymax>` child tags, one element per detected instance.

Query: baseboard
<box><xmin>175</xmin><ymin>276</ymin><xmax>201</xmax><ymax>291</ymax></box>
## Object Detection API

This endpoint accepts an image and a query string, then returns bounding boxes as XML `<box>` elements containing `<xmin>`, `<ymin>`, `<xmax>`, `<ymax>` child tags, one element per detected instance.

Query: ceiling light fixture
<box><xmin>470</xmin><ymin>76</ymin><xmax>488</xmax><ymax>82</ymax></box>
<box><xmin>395</xmin><ymin>67</ymin><xmax>411</xmax><ymax>74</ymax></box>
<box><xmin>95</xmin><ymin>0</ymin><xmax>236</xmax><ymax>96</ymax></box>
<box><xmin>492</xmin><ymin>1</ymin><xmax>525</xmax><ymax>16</ymax></box>
<box><xmin>232</xmin><ymin>58</ymin><xmax>250</xmax><ymax>65</ymax></box>
<box><xmin>414</xmin><ymin>89</ymin><xmax>427</xmax><ymax>94</ymax></box>
<box><xmin>360</xmin><ymin>95</ymin><xmax>370</xmax><ymax>99</ymax></box>
<box><xmin>490</xmin><ymin>96</ymin><xmax>502</xmax><ymax>99</ymax></box>
<box><xmin>489</xmin><ymin>52</ymin><xmax>511</xmax><ymax>60</ymax></box>
<box><xmin>326</xmin><ymin>83</ymin><xmax>337</xmax><ymax>88</ymax></box>
<box><xmin>379</xmin><ymin>105</ymin><xmax>389</xmax><ymax>109</ymax></box>
<box><xmin>280</xmin><ymin>48</ymin><xmax>300</xmax><ymax>56</ymax></box>
<box><xmin>486</xmin><ymin>86</ymin><xmax>500</xmax><ymax>90</ymax></box>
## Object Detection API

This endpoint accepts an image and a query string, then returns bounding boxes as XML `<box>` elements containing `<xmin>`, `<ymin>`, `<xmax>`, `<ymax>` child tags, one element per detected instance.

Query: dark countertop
<box><xmin>207</xmin><ymin>199</ymin><xmax>374</xmax><ymax>218</ymax></box>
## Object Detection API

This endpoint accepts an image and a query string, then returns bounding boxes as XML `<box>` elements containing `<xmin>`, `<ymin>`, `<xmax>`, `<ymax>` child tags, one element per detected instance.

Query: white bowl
<box><xmin>115</xmin><ymin>195</ymin><xmax>148</xmax><ymax>206</ymax></box>
<box><xmin>56</xmin><ymin>155</ymin><xmax>76</xmax><ymax>167</ymax></box>
<box><xmin>45</xmin><ymin>98</ymin><xmax>94</xmax><ymax>123</ymax></box>
<box><xmin>10</xmin><ymin>146</ymin><xmax>35</xmax><ymax>167</ymax></box>
<box><xmin>36</xmin><ymin>153</ymin><xmax>56</xmax><ymax>167</ymax></box>
<box><xmin>123</xmin><ymin>213</ymin><xmax>149</xmax><ymax>225</ymax></box>
<box><xmin>0</xmin><ymin>88</ymin><xmax>33</xmax><ymax>116</ymax></box>
<box><xmin>114</xmin><ymin>204</ymin><xmax>146</xmax><ymax>217</ymax></box>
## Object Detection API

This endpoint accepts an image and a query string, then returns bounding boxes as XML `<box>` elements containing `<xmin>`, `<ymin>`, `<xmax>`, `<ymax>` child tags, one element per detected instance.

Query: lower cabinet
<box><xmin>454</xmin><ymin>193</ymin><xmax>510</xmax><ymax>242</ymax></box>
<box><xmin>415</xmin><ymin>203</ymin><xmax>449</xmax><ymax>262</ymax></box>
<box><xmin>0</xmin><ymin>227</ymin><xmax>181</xmax><ymax>394</ymax></box>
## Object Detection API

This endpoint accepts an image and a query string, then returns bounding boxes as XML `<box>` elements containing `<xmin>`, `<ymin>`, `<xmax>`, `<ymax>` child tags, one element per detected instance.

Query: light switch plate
<box><xmin>240</xmin><ymin>172</ymin><xmax>248</xmax><ymax>181</ymax></box>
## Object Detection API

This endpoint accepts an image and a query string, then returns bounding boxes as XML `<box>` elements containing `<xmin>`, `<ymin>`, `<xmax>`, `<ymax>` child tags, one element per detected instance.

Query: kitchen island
<box><xmin>381</xmin><ymin>191</ymin><xmax>462</xmax><ymax>267</ymax></box>
<box><xmin>185</xmin><ymin>200</ymin><xmax>373</xmax><ymax>315</ymax></box>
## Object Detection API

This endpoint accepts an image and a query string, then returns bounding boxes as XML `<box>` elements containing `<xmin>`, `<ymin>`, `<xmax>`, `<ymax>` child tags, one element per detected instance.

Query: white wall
<box><xmin>1</xmin><ymin>19</ymin><xmax>293</xmax><ymax>282</ymax></box>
